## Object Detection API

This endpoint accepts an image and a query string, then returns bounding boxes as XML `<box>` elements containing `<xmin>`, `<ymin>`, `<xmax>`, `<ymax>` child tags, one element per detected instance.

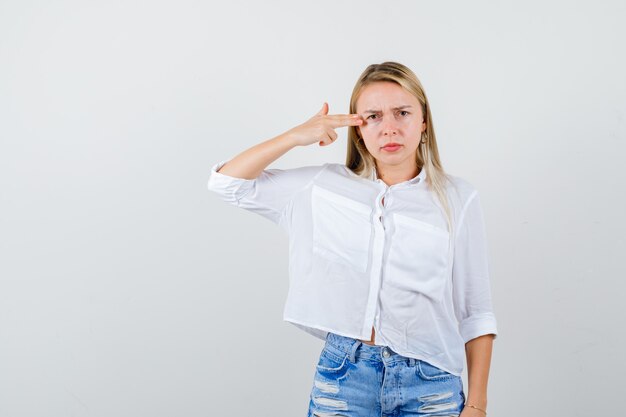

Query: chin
<box><xmin>377</xmin><ymin>150</ymin><xmax>405</xmax><ymax>158</ymax></box>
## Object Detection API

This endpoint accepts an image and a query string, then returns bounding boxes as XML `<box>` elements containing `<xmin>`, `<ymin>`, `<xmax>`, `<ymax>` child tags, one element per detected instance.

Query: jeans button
<box><xmin>382</xmin><ymin>348</ymin><xmax>390</xmax><ymax>358</ymax></box>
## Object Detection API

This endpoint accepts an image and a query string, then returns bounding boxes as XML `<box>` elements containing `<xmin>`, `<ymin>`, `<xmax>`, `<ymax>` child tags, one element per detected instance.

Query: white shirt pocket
<box><xmin>386</xmin><ymin>212</ymin><xmax>450</xmax><ymax>302</ymax></box>
<box><xmin>311</xmin><ymin>184</ymin><xmax>372</xmax><ymax>273</ymax></box>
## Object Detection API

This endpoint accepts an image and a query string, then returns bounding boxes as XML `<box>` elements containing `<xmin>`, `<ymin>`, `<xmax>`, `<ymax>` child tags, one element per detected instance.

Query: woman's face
<box><xmin>355</xmin><ymin>81</ymin><xmax>426</xmax><ymax>169</ymax></box>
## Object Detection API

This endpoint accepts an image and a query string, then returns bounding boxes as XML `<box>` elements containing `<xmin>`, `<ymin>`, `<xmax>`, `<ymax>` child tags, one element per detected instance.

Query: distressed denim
<box><xmin>307</xmin><ymin>332</ymin><xmax>466</xmax><ymax>417</ymax></box>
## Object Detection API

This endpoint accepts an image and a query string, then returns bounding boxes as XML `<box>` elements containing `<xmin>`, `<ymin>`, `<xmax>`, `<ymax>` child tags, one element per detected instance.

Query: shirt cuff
<box><xmin>207</xmin><ymin>159</ymin><xmax>255</xmax><ymax>204</ymax></box>
<box><xmin>459</xmin><ymin>313</ymin><xmax>498</xmax><ymax>344</ymax></box>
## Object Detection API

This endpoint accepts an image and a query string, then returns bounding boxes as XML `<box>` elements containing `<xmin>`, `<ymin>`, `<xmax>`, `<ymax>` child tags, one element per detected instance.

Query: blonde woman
<box><xmin>207</xmin><ymin>62</ymin><xmax>498</xmax><ymax>417</ymax></box>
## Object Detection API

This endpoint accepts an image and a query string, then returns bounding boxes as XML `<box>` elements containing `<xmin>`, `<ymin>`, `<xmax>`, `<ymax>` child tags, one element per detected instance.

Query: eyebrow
<box><xmin>362</xmin><ymin>105</ymin><xmax>413</xmax><ymax>114</ymax></box>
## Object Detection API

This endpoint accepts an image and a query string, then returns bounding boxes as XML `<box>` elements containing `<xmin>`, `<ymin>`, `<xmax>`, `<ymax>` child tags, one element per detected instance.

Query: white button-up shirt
<box><xmin>207</xmin><ymin>159</ymin><xmax>498</xmax><ymax>376</ymax></box>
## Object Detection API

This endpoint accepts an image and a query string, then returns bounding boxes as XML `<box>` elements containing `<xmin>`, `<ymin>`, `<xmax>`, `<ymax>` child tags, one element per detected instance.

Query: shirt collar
<box><xmin>370</xmin><ymin>165</ymin><xmax>426</xmax><ymax>185</ymax></box>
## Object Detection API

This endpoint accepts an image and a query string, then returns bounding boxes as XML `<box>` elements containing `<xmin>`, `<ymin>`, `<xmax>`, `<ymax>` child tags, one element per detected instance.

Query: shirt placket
<box><xmin>362</xmin><ymin>183</ymin><xmax>392</xmax><ymax>337</ymax></box>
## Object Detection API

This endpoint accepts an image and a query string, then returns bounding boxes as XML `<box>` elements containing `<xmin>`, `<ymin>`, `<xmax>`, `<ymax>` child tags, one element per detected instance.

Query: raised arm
<box><xmin>208</xmin><ymin>103</ymin><xmax>363</xmax><ymax>227</ymax></box>
<box><xmin>217</xmin><ymin>102</ymin><xmax>363</xmax><ymax>179</ymax></box>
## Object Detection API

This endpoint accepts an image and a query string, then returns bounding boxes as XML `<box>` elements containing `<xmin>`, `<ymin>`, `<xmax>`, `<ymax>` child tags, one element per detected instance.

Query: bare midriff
<box><xmin>360</xmin><ymin>327</ymin><xmax>377</xmax><ymax>345</ymax></box>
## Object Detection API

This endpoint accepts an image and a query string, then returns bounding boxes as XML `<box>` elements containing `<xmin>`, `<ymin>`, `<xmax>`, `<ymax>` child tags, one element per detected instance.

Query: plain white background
<box><xmin>1</xmin><ymin>0</ymin><xmax>625</xmax><ymax>416</ymax></box>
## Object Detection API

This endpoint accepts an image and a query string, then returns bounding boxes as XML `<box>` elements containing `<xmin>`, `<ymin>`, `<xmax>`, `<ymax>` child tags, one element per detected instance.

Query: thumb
<box><xmin>316</xmin><ymin>102</ymin><xmax>329</xmax><ymax>116</ymax></box>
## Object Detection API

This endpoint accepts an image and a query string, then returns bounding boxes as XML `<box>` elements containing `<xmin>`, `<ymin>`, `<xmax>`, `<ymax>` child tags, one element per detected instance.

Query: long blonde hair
<box><xmin>346</xmin><ymin>62</ymin><xmax>454</xmax><ymax>236</ymax></box>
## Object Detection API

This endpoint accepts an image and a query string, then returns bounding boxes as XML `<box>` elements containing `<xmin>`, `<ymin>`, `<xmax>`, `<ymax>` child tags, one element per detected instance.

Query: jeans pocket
<box><xmin>416</xmin><ymin>360</ymin><xmax>457</xmax><ymax>381</ymax></box>
<box><xmin>316</xmin><ymin>345</ymin><xmax>351</xmax><ymax>376</ymax></box>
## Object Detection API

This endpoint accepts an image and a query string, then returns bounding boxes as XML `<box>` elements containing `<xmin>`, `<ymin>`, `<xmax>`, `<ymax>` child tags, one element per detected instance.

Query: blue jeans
<box><xmin>307</xmin><ymin>332</ymin><xmax>466</xmax><ymax>417</ymax></box>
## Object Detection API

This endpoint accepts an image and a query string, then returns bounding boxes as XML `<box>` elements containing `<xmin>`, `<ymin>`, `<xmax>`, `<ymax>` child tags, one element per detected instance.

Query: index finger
<box><xmin>326</xmin><ymin>114</ymin><xmax>363</xmax><ymax>127</ymax></box>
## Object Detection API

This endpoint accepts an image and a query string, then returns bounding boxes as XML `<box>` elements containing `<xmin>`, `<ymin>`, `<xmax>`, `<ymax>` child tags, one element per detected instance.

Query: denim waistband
<box><xmin>325</xmin><ymin>332</ymin><xmax>419</xmax><ymax>366</ymax></box>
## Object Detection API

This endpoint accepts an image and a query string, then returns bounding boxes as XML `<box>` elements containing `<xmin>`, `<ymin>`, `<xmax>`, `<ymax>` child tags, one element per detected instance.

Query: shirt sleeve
<box><xmin>207</xmin><ymin>158</ymin><xmax>323</xmax><ymax>228</ymax></box>
<box><xmin>451</xmin><ymin>189</ymin><xmax>499</xmax><ymax>344</ymax></box>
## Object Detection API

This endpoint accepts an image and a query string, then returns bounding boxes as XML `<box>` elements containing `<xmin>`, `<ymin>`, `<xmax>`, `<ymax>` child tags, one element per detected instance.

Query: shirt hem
<box><xmin>283</xmin><ymin>316</ymin><xmax>368</xmax><ymax>341</ymax></box>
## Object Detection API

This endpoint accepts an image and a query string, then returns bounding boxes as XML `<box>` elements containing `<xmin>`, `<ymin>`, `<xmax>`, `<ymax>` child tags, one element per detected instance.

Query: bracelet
<box><xmin>466</xmin><ymin>404</ymin><xmax>487</xmax><ymax>415</ymax></box>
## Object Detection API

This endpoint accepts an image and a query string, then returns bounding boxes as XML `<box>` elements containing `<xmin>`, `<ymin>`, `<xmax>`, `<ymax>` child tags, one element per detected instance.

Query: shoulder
<box><xmin>322</xmin><ymin>162</ymin><xmax>348</xmax><ymax>174</ymax></box>
<box><xmin>309</xmin><ymin>162</ymin><xmax>364</xmax><ymax>180</ymax></box>
<box><xmin>263</xmin><ymin>162</ymin><xmax>328</xmax><ymax>178</ymax></box>
<box><xmin>444</xmin><ymin>173</ymin><xmax>480</xmax><ymax>208</ymax></box>
<box><xmin>323</xmin><ymin>162</ymin><xmax>371</xmax><ymax>180</ymax></box>
<box><xmin>446</xmin><ymin>173</ymin><xmax>477</xmax><ymax>193</ymax></box>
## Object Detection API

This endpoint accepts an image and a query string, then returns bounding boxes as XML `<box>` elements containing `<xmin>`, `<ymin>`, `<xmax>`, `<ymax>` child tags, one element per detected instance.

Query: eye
<box><xmin>367</xmin><ymin>114</ymin><xmax>377</xmax><ymax>120</ymax></box>
<box><xmin>399</xmin><ymin>110</ymin><xmax>410</xmax><ymax>116</ymax></box>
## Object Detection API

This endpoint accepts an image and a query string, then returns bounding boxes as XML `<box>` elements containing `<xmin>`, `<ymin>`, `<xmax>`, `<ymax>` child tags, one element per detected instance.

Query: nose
<box><xmin>381</xmin><ymin>118</ymin><xmax>398</xmax><ymax>136</ymax></box>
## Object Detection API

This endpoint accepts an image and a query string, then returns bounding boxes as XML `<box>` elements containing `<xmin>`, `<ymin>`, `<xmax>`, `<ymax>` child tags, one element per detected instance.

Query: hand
<box><xmin>286</xmin><ymin>102</ymin><xmax>363</xmax><ymax>147</ymax></box>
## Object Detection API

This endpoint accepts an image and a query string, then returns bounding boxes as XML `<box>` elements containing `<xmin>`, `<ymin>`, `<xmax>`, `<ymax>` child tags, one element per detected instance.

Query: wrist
<box><xmin>465</xmin><ymin>403</ymin><xmax>488</xmax><ymax>415</ymax></box>
<box><xmin>466</xmin><ymin>397</ymin><xmax>487</xmax><ymax>409</ymax></box>
<box><xmin>278</xmin><ymin>130</ymin><xmax>302</xmax><ymax>148</ymax></box>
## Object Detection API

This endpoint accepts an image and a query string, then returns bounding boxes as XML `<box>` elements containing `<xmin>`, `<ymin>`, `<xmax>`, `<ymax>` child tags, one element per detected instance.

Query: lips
<box><xmin>381</xmin><ymin>143</ymin><xmax>402</xmax><ymax>149</ymax></box>
<box><xmin>381</xmin><ymin>142</ymin><xmax>402</xmax><ymax>152</ymax></box>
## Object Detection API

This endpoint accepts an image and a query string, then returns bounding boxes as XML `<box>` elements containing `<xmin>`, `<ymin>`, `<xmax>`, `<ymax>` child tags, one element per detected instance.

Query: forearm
<box><xmin>465</xmin><ymin>333</ymin><xmax>495</xmax><ymax>410</ymax></box>
<box><xmin>217</xmin><ymin>131</ymin><xmax>299</xmax><ymax>180</ymax></box>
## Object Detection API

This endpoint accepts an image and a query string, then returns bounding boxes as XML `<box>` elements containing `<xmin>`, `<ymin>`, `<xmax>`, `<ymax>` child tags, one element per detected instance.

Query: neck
<box><xmin>376</xmin><ymin>163</ymin><xmax>420</xmax><ymax>186</ymax></box>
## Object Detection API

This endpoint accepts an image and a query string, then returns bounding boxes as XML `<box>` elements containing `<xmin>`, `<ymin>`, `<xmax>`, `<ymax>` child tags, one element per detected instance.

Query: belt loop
<box><xmin>409</xmin><ymin>357</ymin><xmax>416</xmax><ymax>367</ymax></box>
<box><xmin>349</xmin><ymin>340</ymin><xmax>361</xmax><ymax>363</ymax></box>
